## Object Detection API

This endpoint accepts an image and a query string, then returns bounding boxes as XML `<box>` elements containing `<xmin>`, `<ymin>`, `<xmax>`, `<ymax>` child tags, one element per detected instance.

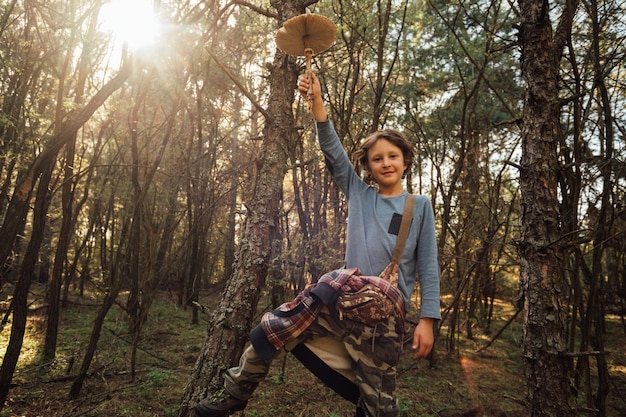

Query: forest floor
<box><xmin>1</xmin><ymin>283</ymin><xmax>625</xmax><ymax>417</ymax></box>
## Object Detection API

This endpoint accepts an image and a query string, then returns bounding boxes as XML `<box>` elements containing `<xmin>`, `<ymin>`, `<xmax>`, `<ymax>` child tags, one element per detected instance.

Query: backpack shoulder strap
<box><xmin>391</xmin><ymin>194</ymin><xmax>416</xmax><ymax>265</ymax></box>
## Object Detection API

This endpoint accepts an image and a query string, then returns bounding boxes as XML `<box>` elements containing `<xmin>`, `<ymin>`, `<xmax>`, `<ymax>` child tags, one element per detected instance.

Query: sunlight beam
<box><xmin>99</xmin><ymin>0</ymin><xmax>160</xmax><ymax>50</ymax></box>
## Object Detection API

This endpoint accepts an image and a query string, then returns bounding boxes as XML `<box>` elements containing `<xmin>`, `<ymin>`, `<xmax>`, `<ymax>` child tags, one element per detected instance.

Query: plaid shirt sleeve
<box><xmin>259</xmin><ymin>286</ymin><xmax>321</xmax><ymax>351</ymax></box>
<box><xmin>258</xmin><ymin>268</ymin><xmax>360</xmax><ymax>351</ymax></box>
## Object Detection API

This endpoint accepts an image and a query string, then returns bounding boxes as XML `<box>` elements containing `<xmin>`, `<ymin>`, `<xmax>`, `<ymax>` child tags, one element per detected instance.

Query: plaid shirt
<box><xmin>250</xmin><ymin>267</ymin><xmax>405</xmax><ymax>361</ymax></box>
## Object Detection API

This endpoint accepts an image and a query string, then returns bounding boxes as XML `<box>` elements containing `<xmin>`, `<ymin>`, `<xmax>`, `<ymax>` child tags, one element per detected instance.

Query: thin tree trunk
<box><xmin>585</xmin><ymin>1</ymin><xmax>614</xmax><ymax>413</ymax></box>
<box><xmin>69</xmin><ymin>220</ymin><xmax>130</xmax><ymax>399</ymax></box>
<box><xmin>128</xmin><ymin>99</ymin><xmax>179</xmax><ymax>379</ymax></box>
<box><xmin>43</xmin><ymin>136</ymin><xmax>76</xmax><ymax>362</ymax></box>
<box><xmin>0</xmin><ymin>10</ymin><xmax>40</xmax><ymax>287</ymax></box>
<box><xmin>126</xmin><ymin>90</ymin><xmax>145</xmax><ymax>338</ymax></box>
<box><xmin>44</xmin><ymin>25</ymin><xmax>81</xmax><ymax>358</ymax></box>
<box><xmin>62</xmin><ymin>149</ymin><xmax>101</xmax><ymax>307</ymax></box>
<box><xmin>0</xmin><ymin>164</ymin><xmax>53</xmax><ymax>409</ymax></box>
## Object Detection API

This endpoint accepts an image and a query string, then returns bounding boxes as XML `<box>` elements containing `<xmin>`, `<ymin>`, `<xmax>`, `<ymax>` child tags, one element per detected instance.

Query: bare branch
<box><xmin>231</xmin><ymin>0</ymin><xmax>279</xmax><ymax>19</ymax></box>
<box><xmin>204</xmin><ymin>47</ymin><xmax>272</xmax><ymax>122</ymax></box>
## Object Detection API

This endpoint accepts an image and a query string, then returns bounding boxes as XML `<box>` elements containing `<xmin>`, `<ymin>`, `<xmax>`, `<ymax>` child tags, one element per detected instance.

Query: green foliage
<box><xmin>270</xmin><ymin>371</ymin><xmax>284</xmax><ymax>385</ymax></box>
<box><xmin>144</xmin><ymin>367</ymin><xmax>173</xmax><ymax>388</ymax></box>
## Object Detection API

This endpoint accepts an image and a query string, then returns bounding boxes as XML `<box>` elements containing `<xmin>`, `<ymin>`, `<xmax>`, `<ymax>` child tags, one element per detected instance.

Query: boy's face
<box><xmin>366</xmin><ymin>138</ymin><xmax>408</xmax><ymax>196</ymax></box>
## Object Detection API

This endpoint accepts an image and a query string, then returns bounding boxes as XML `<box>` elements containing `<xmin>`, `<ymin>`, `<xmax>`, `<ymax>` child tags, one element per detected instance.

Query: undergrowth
<box><xmin>0</xmin><ymin>283</ymin><xmax>624</xmax><ymax>416</ymax></box>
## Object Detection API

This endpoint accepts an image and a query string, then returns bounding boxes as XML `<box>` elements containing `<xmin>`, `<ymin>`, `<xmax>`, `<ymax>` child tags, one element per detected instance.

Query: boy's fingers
<box><xmin>413</xmin><ymin>343</ymin><xmax>433</xmax><ymax>360</ymax></box>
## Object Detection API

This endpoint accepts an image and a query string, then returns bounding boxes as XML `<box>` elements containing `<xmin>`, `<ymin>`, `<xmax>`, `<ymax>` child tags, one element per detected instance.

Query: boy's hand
<box><xmin>298</xmin><ymin>72</ymin><xmax>327</xmax><ymax>122</ymax></box>
<box><xmin>412</xmin><ymin>318</ymin><xmax>435</xmax><ymax>360</ymax></box>
<box><xmin>298</xmin><ymin>72</ymin><xmax>321</xmax><ymax>99</ymax></box>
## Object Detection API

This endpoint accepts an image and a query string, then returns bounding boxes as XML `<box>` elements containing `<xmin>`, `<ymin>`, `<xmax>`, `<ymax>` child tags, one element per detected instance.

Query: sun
<box><xmin>99</xmin><ymin>0</ymin><xmax>160</xmax><ymax>50</ymax></box>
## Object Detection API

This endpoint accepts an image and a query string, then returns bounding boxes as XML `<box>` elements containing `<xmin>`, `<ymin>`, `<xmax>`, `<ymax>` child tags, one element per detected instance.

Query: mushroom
<box><xmin>275</xmin><ymin>14</ymin><xmax>336</xmax><ymax>110</ymax></box>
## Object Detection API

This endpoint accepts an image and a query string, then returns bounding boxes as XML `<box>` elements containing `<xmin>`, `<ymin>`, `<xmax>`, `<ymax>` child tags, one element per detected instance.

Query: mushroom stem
<box><xmin>304</xmin><ymin>47</ymin><xmax>314</xmax><ymax>111</ymax></box>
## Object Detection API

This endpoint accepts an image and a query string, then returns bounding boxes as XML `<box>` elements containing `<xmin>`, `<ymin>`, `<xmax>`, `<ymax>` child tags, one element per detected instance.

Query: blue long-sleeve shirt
<box><xmin>317</xmin><ymin>120</ymin><xmax>441</xmax><ymax>320</ymax></box>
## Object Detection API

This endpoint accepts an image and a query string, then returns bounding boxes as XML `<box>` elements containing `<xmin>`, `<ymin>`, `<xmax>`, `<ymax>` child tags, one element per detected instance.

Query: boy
<box><xmin>194</xmin><ymin>72</ymin><xmax>440</xmax><ymax>417</ymax></box>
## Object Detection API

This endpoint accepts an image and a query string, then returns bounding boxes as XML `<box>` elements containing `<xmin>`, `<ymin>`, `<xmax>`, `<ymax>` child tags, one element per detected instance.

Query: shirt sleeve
<box><xmin>415</xmin><ymin>197</ymin><xmax>441</xmax><ymax>320</ymax></box>
<box><xmin>315</xmin><ymin>120</ymin><xmax>365</xmax><ymax>198</ymax></box>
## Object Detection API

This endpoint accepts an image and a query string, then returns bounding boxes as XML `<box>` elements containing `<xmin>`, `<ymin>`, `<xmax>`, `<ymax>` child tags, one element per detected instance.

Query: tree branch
<box><xmin>204</xmin><ymin>47</ymin><xmax>272</xmax><ymax>122</ymax></box>
<box><xmin>231</xmin><ymin>0</ymin><xmax>279</xmax><ymax>19</ymax></box>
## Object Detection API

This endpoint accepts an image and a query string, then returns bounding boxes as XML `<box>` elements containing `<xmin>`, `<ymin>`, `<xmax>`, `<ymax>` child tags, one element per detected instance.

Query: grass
<box><xmin>1</xmin><ymin>282</ymin><xmax>625</xmax><ymax>416</ymax></box>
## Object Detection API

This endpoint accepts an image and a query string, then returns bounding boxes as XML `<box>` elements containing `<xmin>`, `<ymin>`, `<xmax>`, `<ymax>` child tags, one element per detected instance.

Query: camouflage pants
<box><xmin>223</xmin><ymin>307</ymin><xmax>404</xmax><ymax>417</ymax></box>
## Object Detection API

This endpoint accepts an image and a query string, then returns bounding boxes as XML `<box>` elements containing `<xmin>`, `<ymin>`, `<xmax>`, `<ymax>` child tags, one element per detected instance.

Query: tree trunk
<box><xmin>43</xmin><ymin>0</ymin><xmax>85</xmax><ymax>358</ymax></box>
<box><xmin>69</xmin><ymin>219</ymin><xmax>130</xmax><ymax>399</ymax></box>
<box><xmin>0</xmin><ymin>164</ymin><xmax>53</xmax><ymax>409</ymax></box>
<box><xmin>517</xmin><ymin>0</ymin><xmax>574</xmax><ymax>415</ymax></box>
<box><xmin>62</xmin><ymin>142</ymin><xmax>101</xmax><ymax>307</ymax></box>
<box><xmin>178</xmin><ymin>3</ymin><xmax>304</xmax><ymax>414</ymax></box>
<box><xmin>43</xmin><ymin>135</ymin><xmax>76</xmax><ymax>362</ymax></box>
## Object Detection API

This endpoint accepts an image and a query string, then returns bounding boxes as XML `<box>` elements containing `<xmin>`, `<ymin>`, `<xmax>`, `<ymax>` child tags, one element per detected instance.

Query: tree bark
<box><xmin>178</xmin><ymin>2</ymin><xmax>305</xmax><ymax>414</ymax></box>
<box><xmin>517</xmin><ymin>0</ymin><xmax>574</xmax><ymax>415</ymax></box>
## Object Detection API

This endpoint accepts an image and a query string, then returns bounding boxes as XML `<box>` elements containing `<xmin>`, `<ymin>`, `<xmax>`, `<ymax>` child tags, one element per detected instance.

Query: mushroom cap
<box><xmin>275</xmin><ymin>14</ymin><xmax>336</xmax><ymax>57</ymax></box>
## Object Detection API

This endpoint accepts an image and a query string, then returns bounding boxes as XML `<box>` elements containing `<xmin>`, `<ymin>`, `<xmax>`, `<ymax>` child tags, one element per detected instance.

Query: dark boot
<box><xmin>193</xmin><ymin>389</ymin><xmax>247</xmax><ymax>417</ymax></box>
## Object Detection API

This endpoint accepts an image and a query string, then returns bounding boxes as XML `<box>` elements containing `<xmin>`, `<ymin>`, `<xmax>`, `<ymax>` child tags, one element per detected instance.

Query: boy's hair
<box><xmin>353</xmin><ymin>129</ymin><xmax>415</xmax><ymax>182</ymax></box>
